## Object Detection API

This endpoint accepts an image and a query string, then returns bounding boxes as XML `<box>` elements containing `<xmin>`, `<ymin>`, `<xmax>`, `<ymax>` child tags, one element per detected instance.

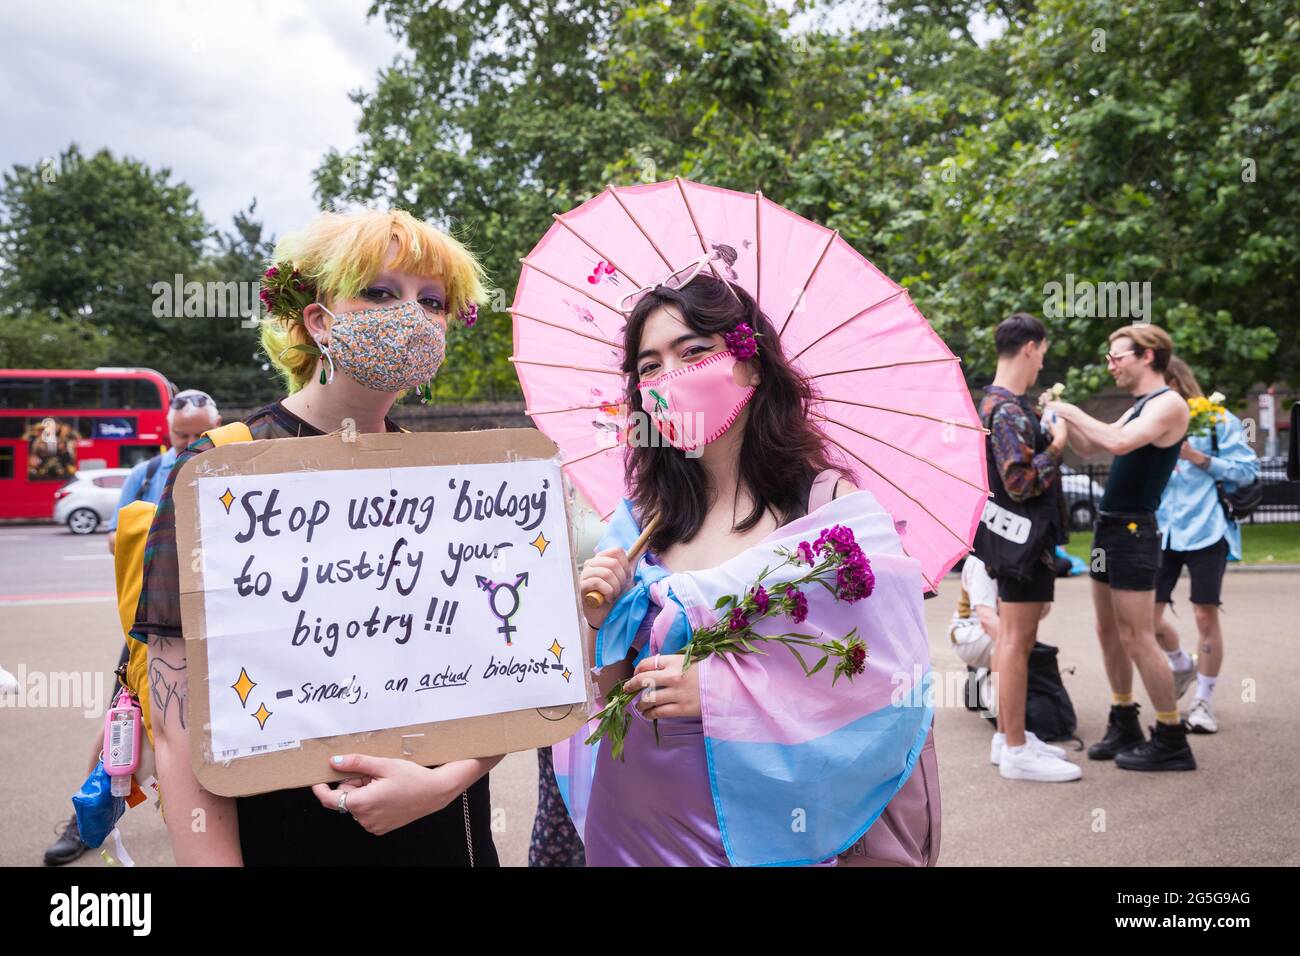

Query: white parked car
<box><xmin>52</xmin><ymin>468</ymin><xmax>131</xmax><ymax>534</ymax></box>
<box><xmin>1060</xmin><ymin>465</ymin><xmax>1108</xmax><ymax>530</ymax></box>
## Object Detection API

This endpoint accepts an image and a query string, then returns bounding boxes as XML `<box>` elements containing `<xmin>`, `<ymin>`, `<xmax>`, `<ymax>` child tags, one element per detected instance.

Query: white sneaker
<box><xmin>999</xmin><ymin>744</ymin><xmax>1083</xmax><ymax>782</ymax></box>
<box><xmin>1169</xmin><ymin>654</ymin><xmax>1198</xmax><ymax>700</ymax></box>
<box><xmin>990</xmin><ymin>731</ymin><xmax>1068</xmax><ymax>765</ymax></box>
<box><xmin>1185</xmin><ymin>697</ymin><xmax>1218</xmax><ymax>734</ymax></box>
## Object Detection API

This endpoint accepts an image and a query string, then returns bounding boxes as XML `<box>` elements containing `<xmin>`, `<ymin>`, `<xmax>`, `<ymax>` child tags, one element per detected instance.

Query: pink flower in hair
<box><xmin>724</xmin><ymin>322</ymin><xmax>759</xmax><ymax>361</ymax></box>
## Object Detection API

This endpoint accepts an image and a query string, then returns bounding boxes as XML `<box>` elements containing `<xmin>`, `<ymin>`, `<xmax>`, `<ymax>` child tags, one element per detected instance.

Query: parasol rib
<box><xmin>552</xmin><ymin>213</ymin><xmax>644</xmax><ymax>288</ymax></box>
<box><xmin>519</xmin><ymin>257</ymin><xmax>624</xmax><ymax>319</ymax></box>
<box><xmin>811</xmin><ymin>356</ymin><xmax>959</xmax><ymax>380</ymax></box>
<box><xmin>560</xmin><ymin>443</ymin><xmax>622</xmax><ymax>470</ymax></box>
<box><xmin>820</xmin><ymin>396</ymin><xmax>989</xmax><ymax>433</ymax></box>
<box><xmin>525</xmin><ymin>400</ymin><xmax>624</xmax><ymax>417</ymax></box>
<box><xmin>509</xmin><ymin>308</ymin><xmax>622</xmax><ymax>348</ymax></box>
<box><xmin>814</xmin><ymin>412</ymin><xmax>991</xmax><ymax>496</ymax></box>
<box><xmin>790</xmin><ymin>289</ymin><xmax>906</xmax><ymax>363</ymax></box>
<box><xmin>822</xmin><ymin>433</ymin><xmax>974</xmax><ymax>551</ymax></box>
<box><xmin>755</xmin><ymin>190</ymin><xmax>762</xmax><ymax>309</ymax></box>
<box><xmin>509</xmin><ymin>356</ymin><xmax>624</xmax><ymax>376</ymax></box>
<box><xmin>605</xmin><ymin>184</ymin><xmax>674</xmax><ymax>270</ymax></box>
<box><xmin>779</xmin><ymin>228</ymin><xmax>838</xmax><ymax>337</ymax></box>
<box><xmin>674</xmin><ymin>176</ymin><xmax>741</xmax><ymax>304</ymax></box>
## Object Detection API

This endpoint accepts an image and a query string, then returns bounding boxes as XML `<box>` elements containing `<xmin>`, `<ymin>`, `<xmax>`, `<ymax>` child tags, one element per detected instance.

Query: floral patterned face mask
<box><xmin>319</xmin><ymin>300</ymin><xmax>446</xmax><ymax>393</ymax></box>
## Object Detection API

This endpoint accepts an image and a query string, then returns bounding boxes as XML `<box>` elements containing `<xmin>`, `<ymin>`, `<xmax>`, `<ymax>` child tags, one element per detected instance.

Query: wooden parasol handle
<box><xmin>584</xmin><ymin>513</ymin><xmax>660</xmax><ymax>609</ymax></box>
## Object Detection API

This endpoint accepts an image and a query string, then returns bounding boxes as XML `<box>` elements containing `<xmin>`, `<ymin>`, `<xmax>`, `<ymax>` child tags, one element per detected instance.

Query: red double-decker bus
<box><xmin>0</xmin><ymin>367</ymin><xmax>173</xmax><ymax>520</ymax></box>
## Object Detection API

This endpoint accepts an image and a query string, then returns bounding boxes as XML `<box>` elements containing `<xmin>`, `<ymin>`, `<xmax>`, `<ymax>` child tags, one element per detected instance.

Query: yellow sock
<box><xmin>1113</xmin><ymin>693</ymin><xmax>1134</xmax><ymax>706</ymax></box>
<box><xmin>1156</xmin><ymin>710</ymin><xmax>1180</xmax><ymax>725</ymax></box>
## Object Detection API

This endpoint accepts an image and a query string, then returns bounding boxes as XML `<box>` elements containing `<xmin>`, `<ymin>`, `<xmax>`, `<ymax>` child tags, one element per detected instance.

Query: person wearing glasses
<box><xmin>43</xmin><ymin>389</ymin><xmax>222</xmax><ymax>866</ymax></box>
<box><xmin>105</xmin><ymin>390</ymin><xmax>221</xmax><ymax>556</ymax></box>
<box><xmin>1041</xmin><ymin>324</ymin><xmax>1196</xmax><ymax>772</ymax></box>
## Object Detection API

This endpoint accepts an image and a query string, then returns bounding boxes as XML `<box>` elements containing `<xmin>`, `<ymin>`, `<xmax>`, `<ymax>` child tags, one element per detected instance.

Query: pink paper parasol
<box><xmin>510</xmin><ymin>177</ymin><xmax>988</xmax><ymax>590</ymax></box>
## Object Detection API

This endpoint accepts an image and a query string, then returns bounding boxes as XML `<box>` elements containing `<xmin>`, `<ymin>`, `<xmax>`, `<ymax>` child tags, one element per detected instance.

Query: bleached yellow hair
<box><xmin>260</xmin><ymin>208</ymin><xmax>488</xmax><ymax>393</ymax></box>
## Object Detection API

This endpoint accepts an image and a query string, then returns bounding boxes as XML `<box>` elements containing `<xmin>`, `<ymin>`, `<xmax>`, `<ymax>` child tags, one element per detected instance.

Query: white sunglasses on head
<box><xmin>616</xmin><ymin>255</ymin><xmax>740</xmax><ymax>314</ymax></box>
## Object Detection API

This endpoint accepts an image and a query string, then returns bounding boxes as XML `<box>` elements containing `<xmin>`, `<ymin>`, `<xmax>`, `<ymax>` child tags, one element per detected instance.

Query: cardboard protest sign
<box><xmin>172</xmin><ymin>427</ymin><xmax>592</xmax><ymax>797</ymax></box>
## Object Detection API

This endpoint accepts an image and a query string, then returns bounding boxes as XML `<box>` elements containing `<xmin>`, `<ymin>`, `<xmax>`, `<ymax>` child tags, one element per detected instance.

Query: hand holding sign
<box><xmin>173</xmin><ymin>429</ymin><xmax>593</xmax><ymax>797</ymax></box>
<box><xmin>310</xmin><ymin>754</ymin><xmax>497</xmax><ymax>836</ymax></box>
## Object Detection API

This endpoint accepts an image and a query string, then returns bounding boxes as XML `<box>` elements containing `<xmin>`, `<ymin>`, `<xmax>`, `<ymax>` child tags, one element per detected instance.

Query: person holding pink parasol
<box><xmin>512</xmin><ymin>179</ymin><xmax>986</xmax><ymax>866</ymax></box>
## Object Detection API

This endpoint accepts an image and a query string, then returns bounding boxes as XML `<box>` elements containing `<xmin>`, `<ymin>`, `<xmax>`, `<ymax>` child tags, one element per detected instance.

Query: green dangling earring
<box><xmin>319</xmin><ymin>366</ymin><xmax>327</xmax><ymax>386</ymax></box>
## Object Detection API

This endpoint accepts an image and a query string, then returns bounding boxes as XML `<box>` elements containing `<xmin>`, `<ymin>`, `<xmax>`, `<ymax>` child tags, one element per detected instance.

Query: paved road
<box><xmin>3</xmin><ymin>521</ymin><xmax>1298</xmax><ymax>867</ymax></box>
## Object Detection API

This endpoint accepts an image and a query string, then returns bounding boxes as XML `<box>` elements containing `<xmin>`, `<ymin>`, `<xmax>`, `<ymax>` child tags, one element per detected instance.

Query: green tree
<box><xmin>0</xmin><ymin>144</ymin><xmax>209</xmax><ymax>367</ymax></box>
<box><xmin>895</xmin><ymin>0</ymin><xmax>1294</xmax><ymax>400</ymax></box>
<box><xmin>316</xmin><ymin>0</ymin><xmax>648</xmax><ymax>401</ymax></box>
<box><xmin>182</xmin><ymin>201</ymin><xmax>283</xmax><ymax>404</ymax></box>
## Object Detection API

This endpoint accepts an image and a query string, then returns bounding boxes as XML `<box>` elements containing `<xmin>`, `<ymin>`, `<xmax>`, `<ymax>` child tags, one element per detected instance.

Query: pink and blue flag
<box><xmin>554</xmin><ymin>491</ymin><xmax>934</xmax><ymax>866</ymax></box>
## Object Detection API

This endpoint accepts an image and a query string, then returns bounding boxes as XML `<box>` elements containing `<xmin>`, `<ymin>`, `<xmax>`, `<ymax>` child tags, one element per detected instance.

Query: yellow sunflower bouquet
<box><xmin>1187</xmin><ymin>391</ymin><xmax>1227</xmax><ymax>437</ymax></box>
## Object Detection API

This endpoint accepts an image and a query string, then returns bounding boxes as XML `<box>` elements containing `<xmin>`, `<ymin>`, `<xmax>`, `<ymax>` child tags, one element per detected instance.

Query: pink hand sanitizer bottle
<box><xmin>104</xmin><ymin>688</ymin><xmax>142</xmax><ymax>798</ymax></box>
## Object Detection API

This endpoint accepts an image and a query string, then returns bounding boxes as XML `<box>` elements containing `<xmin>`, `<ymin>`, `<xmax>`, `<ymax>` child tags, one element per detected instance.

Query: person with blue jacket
<box><xmin>43</xmin><ymin>389</ymin><xmax>220</xmax><ymax>866</ymax></box>
<box><xmin>1154</xmin><ymin>358</ymin><xmax>1259</xmax><ymax>734</ymax></box>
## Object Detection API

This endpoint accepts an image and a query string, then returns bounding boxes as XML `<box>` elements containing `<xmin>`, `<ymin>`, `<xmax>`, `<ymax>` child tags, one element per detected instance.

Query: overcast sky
<box><xmin>2</xmin><ymin>2</ymin><xmax>998</xmax><ymax>247</ymax></box>
<box><xmin>0</xmin><ymin>0</ymin><xmax>402</xmax><ymax>243</ymax></box>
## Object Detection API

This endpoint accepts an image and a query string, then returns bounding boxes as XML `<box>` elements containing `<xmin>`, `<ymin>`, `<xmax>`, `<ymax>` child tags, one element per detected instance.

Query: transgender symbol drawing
<box><xmin>475</xmin><ymin>573</ymin><xmax>530</xmax><ymax>646</ymax></box>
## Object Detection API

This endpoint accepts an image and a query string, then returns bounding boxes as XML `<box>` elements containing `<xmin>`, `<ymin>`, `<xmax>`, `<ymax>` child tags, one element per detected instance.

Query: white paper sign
<box><xmin>195</xmin><ymin>460</ymin><xmax>586</xmax><ymax>756</ymax></box>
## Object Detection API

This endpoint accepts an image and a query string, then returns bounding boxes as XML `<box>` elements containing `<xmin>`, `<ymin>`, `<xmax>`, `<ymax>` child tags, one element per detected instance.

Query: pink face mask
<box><xmin>637</xmin><ymin>349</ymin><xmax>755</xmax><ymax>452</ymax></box>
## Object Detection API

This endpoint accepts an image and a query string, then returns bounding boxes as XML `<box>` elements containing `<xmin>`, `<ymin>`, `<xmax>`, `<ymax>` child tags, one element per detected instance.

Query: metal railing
<box><xmin>1061</xmin><ymin>460</ymin><xmax>1299</xmax><ymax>529</ymax></box>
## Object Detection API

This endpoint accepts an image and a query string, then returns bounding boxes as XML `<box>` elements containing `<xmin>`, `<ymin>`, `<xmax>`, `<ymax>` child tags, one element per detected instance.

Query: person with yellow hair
<box><xmin>132</xmin><ymin>208</ymin><xmax>502</xmax><ymax>865</ymax></box>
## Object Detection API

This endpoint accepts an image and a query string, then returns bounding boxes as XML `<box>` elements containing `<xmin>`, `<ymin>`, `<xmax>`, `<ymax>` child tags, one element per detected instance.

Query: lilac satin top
<box><xmin>581</xmin><ymin>556</ymin><xmax>836</xmax><ymax>867</ymax></box>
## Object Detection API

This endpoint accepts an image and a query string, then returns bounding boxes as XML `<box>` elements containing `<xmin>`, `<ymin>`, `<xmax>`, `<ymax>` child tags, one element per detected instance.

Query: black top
<box><xmin>1099</xmin><ymin>388</ymin><xmax>1182</xmax><ymax>514</ymax></box>
<box><xmin>141</xmin><ymin>400</ymin><xmax>499</xmax><ymax>866</ymax></box>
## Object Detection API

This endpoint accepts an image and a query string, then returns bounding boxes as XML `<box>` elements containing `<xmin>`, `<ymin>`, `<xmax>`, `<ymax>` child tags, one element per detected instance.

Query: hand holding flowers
<box><xmin>587</xmin><ymin>524</ymin><xmax>875</xmax><ymax>760</ymax></box>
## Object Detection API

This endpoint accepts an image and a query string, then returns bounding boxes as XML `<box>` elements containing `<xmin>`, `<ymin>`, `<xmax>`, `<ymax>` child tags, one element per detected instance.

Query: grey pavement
<box><xmin>2</xmin><ymin>521</ymin><xmax>1298</xmax><ymax>867</ymax></box>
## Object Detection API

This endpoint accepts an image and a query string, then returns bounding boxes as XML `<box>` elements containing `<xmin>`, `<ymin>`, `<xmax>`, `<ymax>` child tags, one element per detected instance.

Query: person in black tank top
<box><xmin>1041</xmin><ymin>324</ymin><xmax>1198</xmax><ymax>773</ymax></box>
<box><xmin>138</xmin><ymin>209</ymin><xmax>502</xmax><ymax>865</ymax></box>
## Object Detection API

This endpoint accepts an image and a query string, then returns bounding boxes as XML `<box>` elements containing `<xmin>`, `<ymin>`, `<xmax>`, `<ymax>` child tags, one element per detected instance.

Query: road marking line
<box><xmin>0</xmin><ymin>591</ymin><xmax>116</xmax><ymax>605</ymax></box>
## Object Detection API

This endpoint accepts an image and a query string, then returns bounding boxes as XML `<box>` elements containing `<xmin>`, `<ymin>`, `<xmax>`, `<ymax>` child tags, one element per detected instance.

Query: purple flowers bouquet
<box><xmin>588</xmin><ymin>524</ymin><xmax>874</xmax><ymax>760</ymax></box>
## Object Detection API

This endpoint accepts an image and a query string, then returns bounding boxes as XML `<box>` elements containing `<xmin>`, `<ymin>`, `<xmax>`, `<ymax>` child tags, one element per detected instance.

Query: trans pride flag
<box><xmin>554</xmin><ymin>490</ymin><xmax>934</xmax><ymax>867</ymax></box>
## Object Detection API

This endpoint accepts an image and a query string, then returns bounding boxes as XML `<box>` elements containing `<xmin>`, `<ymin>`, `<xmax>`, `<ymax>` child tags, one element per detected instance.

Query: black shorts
<box><xmin>1089</xmin><ymin>512</ymin><xmax>1162</xmax><ymax>591</ymax></box>
<box><xmin>1156</xmin><ymin>537</ymin><xmax>1229</xmax><ymax>606</ymax></box>
<box><xmin>996</xmin><ymin>555</ymin><xmax>1056</xmax><ymax>603</ymax></box>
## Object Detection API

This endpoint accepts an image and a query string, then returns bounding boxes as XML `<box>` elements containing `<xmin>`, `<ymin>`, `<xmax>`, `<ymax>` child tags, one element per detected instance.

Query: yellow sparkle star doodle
<box><xmin>231</xmin><ymin>667</ymin><xmax>257</xmax><ymax>707</ymax></box>
<box><xmin>530</xmin><ymin>530</ymin><xmax>550</xmax><ymax>557</ymax></box>
<box><xmin>218</xmin><ymin>487</ymin><xmax>236</xmax><ymax>513</ymax></box>
<box><xmin>548</xmin><ymin>639</ymin><xmax>564</xmax><ymax>663</ymax></box>
<box><xmin>252</xmin><ymin>702</ymin><xmax>273</xmax><ymax>730</ymax></box>
<box><xmin>562</xmin><ymin>668</ymin><xmax>572</xmax><ymax>682</ymax></box>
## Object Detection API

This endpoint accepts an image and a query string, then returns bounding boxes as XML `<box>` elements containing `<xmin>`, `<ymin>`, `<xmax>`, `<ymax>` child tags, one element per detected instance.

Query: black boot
<box><xmin>44</xmin><ymin>813</ymin><xmax>90</xmax><ymax>866</ymax></box>
<box><xmin>1116</xmin><ymin>721</ymin><xmax>1197</xmax><ymax>772</ymax></box>
<box><xmin>1087</xmin><ymin>703</ymin><xmax>1145</xmax><ymax>760</ymax></box>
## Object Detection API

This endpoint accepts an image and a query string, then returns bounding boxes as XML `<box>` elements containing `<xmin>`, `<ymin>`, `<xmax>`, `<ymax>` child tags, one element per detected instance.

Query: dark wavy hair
<box><xmin>621</xmin><ymin>273</ymin><xmax>841</xmax><ymax>553</ymax></box>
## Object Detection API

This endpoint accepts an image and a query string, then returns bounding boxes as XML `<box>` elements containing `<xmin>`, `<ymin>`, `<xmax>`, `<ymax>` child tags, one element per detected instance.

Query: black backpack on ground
<box><xmin>974</xmin><ymin>642</ymin><xmax>1080</xmax><ymax>745</ymax></box>
<box><xmin>1024</xmin><ymin>642</ymin><xmax>1078</xmax><ymax>742</ymax></box>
